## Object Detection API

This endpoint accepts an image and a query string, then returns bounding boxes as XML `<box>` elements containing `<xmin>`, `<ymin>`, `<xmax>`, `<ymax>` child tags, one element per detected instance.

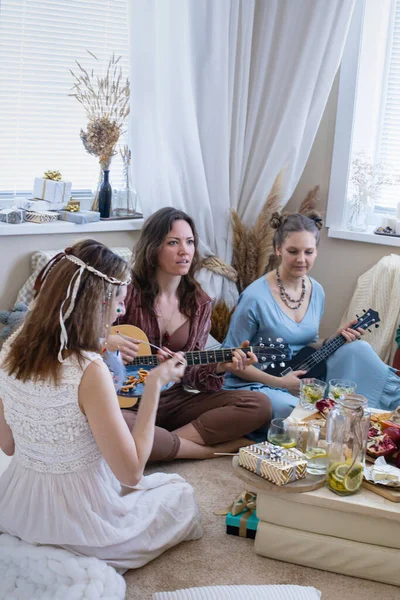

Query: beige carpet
<box><xmin>124</xmin><ymin>458</ymin><xmax>398</xmax><ymax>600</ymax></box>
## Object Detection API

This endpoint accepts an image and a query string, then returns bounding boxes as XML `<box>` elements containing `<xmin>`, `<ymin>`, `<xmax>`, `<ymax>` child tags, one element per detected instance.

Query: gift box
<box><xmin>239</xmin><ymin>442</ymin><xmax>307</xmax><ymax>486</ymax></box>
<box><xmin>57</xmin><ymin>210</ymin><xmax>100</xmax><ymax>224</ymax></box>
<box><xmin>15</xmin><ymin>198</ymin><xmax>64</xmax><ymax>212</ymax></box>
<box><xmin>0</xmin><ymin>207</ymin><xmax>24</xmax><ymax>224</ymax></box>
<box><xmin>223</xmin><ymin>491</ymin><xmax>258</xmax><ymax>539</ymax></box>
<box><xmin>33</xmin><ymin>177</ymin><xmax>71</xmax><ymax>205</ymax></box>
<box><xmin>226</xmin><ymin>508</ymin><xmax>259</xmax><ymax>539</ymax></box>
<box><xmin>25</xmin><ymin>210</ymin><xmax>59</xmax><ymax>224</ymax></box>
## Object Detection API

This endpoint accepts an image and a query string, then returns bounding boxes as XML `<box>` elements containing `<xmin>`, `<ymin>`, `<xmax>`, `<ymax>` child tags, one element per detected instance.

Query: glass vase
<box><xmin>325</xmin><ymin>394</ymin><xmax>370</xmax><ymax>496</ymax></box>
<box><xmin>347</xmin><ymin>192</ymin><xmax>369</xmax><ymax>232</ymax></box>
<box><xmin>98</xmin><ymin>170</ymin><xmax>112</xmax><ymax>219</ymax></box>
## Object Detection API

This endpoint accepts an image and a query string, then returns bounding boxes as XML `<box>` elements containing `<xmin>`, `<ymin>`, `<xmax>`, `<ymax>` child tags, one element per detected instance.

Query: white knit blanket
<box><xmin>0</xmin><ymin>534</ymin><xmax>126</xmax><ymax>600</ymax></box>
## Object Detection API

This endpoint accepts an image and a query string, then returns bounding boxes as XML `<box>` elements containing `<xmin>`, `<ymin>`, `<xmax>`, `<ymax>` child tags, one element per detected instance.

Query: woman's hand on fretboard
<box><xmin>215</xmin><ymin>342</ymin><xmax>258</xmax><ymax>375</ymax></box>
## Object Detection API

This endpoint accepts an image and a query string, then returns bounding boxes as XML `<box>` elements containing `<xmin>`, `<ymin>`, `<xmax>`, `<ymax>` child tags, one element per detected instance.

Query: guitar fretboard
<box><xmin>127</xmin><ymin>347</ymin><xmax>249</xmax><ymax>367</ymax></box>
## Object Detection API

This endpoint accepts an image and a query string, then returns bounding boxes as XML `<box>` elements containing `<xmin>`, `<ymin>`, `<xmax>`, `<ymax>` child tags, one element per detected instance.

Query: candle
<box><xmin>381</xmin><ymin>217</ymin><xmax>389</xmax><ymax>228</ymax></box>
<box><xmin>397</xmin><ymin>202</ymin><xmax>400</xmax><ymax>220</ymax></box>
<box><xmin>396</xmin><ymin>220</ymin><xmax>400</xmax><ymax>235</ymax></box>
<box><xmin>387</xmin><ymin>217</ymin><xmax>397</xmax><ymax>231</ymax></box>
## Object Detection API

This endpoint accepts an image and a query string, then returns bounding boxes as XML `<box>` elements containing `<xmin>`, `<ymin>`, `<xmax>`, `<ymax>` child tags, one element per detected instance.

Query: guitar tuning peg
<box><xmin>267</xmin><ymin>338</ymin><xmax>272</xmax><ymax>342</ymax></box>
<box><xmin>276</xmin><ymin>337</ymin><xmax>283</xmax><ymax>343</ymax></box>
<box><xmin>270</xmin><ymin>363</ymin><xmax>275</xmax><ymax>369</ymax></box>
<box><xmin>363</xmin><ymin>309</ymin><xmax>366</xmax><ymax>313</ymax></box>
<box><xmin>271</xmin><ymin>355</ymin><xmax>276</xmax><ymax>361</ymax></box>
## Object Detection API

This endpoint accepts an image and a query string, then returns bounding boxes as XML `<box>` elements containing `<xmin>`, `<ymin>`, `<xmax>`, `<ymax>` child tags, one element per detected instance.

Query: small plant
<box><xmin>347</xmin><ymin>152</ymin><xmax>400</xmax><ymax>230</ymax></box>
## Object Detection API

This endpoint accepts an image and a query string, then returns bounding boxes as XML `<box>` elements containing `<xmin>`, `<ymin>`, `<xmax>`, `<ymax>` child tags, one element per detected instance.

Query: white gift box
<box><xmin>16</xmin><ymin>197</ymin><xmax>63</xmax><ymax>211</ymax></box>
<box><xmin>33</xmin><ymin>178</ymin><xmax>72</xmax><ymax>205</ymax></box>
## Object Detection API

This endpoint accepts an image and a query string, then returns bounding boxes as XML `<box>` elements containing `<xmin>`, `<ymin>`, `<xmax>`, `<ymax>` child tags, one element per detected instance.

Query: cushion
<box><xmin>256</xmin><ymin>492</ymin><xmax>400</xmax><ymax>549</ymax></box>
<box><xmin>16</xmin><ymin>247</ymin><xmax>132</xmax><ymax>306</ymax></box>
<box><xmin>153</xmin><ymin>585</ymin><xmax>321</xmax><ymax>600</ymax></box>
<box><xmin>255</xmin><ymin>521</ymin><xmax>400</xmax><ymax>587</ymax></box>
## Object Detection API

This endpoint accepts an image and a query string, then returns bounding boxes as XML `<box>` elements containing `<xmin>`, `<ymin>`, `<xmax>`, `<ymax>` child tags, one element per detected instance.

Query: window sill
<box><xmin>328</xmin><ymin>225</ymin><xmax>400</xmax><ymax>247</ymax></box>
<box><xmin>0</xmin><ymin>217</ymin><xmax>144</xmax><ymax>237</ymax></box>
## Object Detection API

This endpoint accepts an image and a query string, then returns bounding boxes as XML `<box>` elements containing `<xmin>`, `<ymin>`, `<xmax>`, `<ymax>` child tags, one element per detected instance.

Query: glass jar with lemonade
<box><xmin>325</xmin><ymin>394</ymin><xmax>370</xmax><ymax>495</ymax></box>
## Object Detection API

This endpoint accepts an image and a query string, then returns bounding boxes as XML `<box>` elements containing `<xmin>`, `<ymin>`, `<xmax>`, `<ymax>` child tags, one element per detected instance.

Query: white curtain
<box><xmin>128</xmin><ymin>0</ymin><xmax>355</xmax><ymax>306</ymax></box>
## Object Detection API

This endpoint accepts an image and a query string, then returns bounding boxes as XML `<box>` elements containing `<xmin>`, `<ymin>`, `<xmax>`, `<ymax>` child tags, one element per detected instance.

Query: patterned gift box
<box><xmin>57</xmin><ymin>210</ymin><xmax>100</xmax><ymax>224</ymax></box>
<box><xmin>239</xmin><ymin>442</ymin><xmax>307</xmax><ymax>486</ymax></box>
<box><xmin>33</xmin><ymin>177</ymin><xmax>71</xmax><ymax>205</ymax></box>
<box><xmin>25</xmin><ymin>210</ymin><xmax>59</xmax><ymax>224</ymax></box>
<box><xmin>0</xmin><ymin>207</ymin><xmax>24</xmax><ymax>224</ymax></box>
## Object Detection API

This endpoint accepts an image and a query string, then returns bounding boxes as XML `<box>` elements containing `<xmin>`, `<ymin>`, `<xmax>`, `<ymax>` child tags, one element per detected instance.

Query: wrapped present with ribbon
<box><xmin>217</xmin><ymin>491</ymin><xmax>259</xmax><ymax>539</ymax></box>
<box><xmin>0</xmin><ymin>207</ymin><xmax>24</xmax><ymax>224</ymax></box>
<box><xmin>57</xmin><ymin>209</ymin><xmax>100</xmax><ymax>224</ymax></box>
<box><xmin>25</xmin><ymin>210</ymin><xmax>59</xmax><ymax>224</ymax></box>
<box><xmin>33</xmin><ymin>170</ymin><xmax>72</xmax><ymax>205</ymax></box>
<box><xmin>238</xmin><ymin>442</ymin><xmax>307</xmax><ymax>486</ymax></box>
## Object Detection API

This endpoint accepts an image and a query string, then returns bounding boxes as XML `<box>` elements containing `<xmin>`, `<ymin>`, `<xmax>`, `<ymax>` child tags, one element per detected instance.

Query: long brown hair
<box><xmin>4</xmin><ymin>239</ymin><xmax>130</xmax><ymax>383</ymax></box>
<box><xmin>132</xmin><ymin>207</ymin><xmax>202</xmax><ymax>317</ymax></box>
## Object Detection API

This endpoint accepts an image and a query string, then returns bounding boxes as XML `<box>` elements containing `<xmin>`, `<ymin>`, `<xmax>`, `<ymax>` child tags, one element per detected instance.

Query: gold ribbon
<box><xmin>65</xmin><ymin>200</ymin><xmax>80</xmax><ymax>212</ymax></box>
<box><xmin>43</xmin><ymin>170</ymin><xmax>62</xmax><ymax>181</ymax></box>
<box><xmin>215</xmin><ymin>489</ymin><xmax>257</xmax><ymax>536</ymax></box>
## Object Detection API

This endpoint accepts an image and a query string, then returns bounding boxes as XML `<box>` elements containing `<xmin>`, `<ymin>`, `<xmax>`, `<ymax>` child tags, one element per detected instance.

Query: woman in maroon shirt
<box><xmin>107</xmin><ymin>207</ymin><xmax>271</xmax><ymax>461</ymax></box>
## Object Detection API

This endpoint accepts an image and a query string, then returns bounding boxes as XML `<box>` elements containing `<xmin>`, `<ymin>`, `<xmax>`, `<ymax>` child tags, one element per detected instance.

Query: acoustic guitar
<box><xmin>263</xmin><ymin>308</ymin><xmax>380</xmax><ymax>380</ymax></box>
<box><xmin>111</xmin><ymin>324</ymin><xmax>290</xmax><ymax>408</ymax></box>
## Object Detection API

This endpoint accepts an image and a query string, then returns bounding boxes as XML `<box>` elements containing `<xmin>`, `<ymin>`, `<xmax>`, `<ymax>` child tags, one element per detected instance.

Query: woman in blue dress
<box><xmin>222</xmin><ymin>212</ymin><xmax>400</xmax><ymax>438</ymax></box>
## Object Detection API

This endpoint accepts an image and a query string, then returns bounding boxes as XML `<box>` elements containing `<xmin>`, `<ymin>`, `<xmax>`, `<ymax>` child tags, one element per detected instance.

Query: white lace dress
<box><xmin>0</xmin><ymin>346</ymin><xmax>202</xmax><ymax>570</ymax></box>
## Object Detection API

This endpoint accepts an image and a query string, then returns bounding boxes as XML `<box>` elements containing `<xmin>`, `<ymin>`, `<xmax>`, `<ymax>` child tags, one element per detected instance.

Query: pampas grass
<box><xmin>298</xmin><ymin>185</ymin><xmax>320</xmax><ymax>216</ymax></box>
<box><xmin>231</xmin><ymin>173</ymin><xmax>283</xmax><ymax>292</ymax></box>
<box><xmin>210</xmin><ymin>300</ymin><xmax>236</xmax><ymax>343</ymax></box>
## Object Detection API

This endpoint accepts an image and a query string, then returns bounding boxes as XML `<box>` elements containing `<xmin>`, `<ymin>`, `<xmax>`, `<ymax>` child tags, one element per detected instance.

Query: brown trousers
<box><xmin>122</xmin><ymin>384</ymin><xmax>271</xmax><ymax>461</ymax></box>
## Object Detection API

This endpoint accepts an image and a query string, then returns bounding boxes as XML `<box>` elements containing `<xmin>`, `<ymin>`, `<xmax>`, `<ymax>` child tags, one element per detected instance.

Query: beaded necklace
<box><xmin>276</xmin><ymin>268</ymin><xmax>306</xmax><ymax>310</ymax></box>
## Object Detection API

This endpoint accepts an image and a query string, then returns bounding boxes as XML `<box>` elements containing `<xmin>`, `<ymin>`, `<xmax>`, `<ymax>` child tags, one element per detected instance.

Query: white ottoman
<box><xmin>233</xmin><ymin>457</ymin><xmax>400</xmax><ymax>586</ymax></box>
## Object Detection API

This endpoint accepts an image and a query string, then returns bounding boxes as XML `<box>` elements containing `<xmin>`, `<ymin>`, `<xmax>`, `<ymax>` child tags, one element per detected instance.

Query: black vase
<box><xmin>98</xmin><ymin>170</ymin><xmax>112</xmax><ymax>218</ymax></box>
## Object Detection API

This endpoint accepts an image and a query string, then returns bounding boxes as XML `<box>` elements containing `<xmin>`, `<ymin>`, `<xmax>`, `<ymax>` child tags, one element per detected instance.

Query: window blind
<box><xmin>0</xmin><ymin>0</ymin><xmax>129</xmax><ymax>199</ymax></box>
<box><xmin>375</xmin><ymin>0</ymin><xmax>400</xmax><ymax>213</ymax></box>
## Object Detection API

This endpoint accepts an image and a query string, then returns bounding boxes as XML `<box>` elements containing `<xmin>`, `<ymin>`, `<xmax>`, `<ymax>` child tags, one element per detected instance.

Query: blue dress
<box><xmin>222</xmin><ymin>275</ymin><xmax>400</xmax><ymax>440</ymax></box>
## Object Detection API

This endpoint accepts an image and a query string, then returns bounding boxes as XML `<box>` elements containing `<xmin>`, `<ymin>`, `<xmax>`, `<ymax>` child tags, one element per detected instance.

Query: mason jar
<box><xmin>325</xmin><ymin>394</ymin><xmax>370</xmax><ymax>495</ymax></box>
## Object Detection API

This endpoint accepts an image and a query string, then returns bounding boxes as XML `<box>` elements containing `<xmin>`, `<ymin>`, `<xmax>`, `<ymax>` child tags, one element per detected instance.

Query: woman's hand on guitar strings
<box><xmin>149</xmin><ymin>352</ymin><xmax>187</xmax><ymax>387</ymax></box>
<box><xmin>216</xmin><ymin>341</ymin><xmax>258</xmax><ymax>375</ymax></box>
<box><xmin>280</xmin><ymin>370</ymin><xmax>307</xmax><ymax>396</ymax></box>
<box><xmin>107</xmin><ymin>334</ymin><xmax>139</xmax><ymax>364</ymax></box>
<box><xmin>333</xmin><ymin>319</ymin><xmax>365</xmax><ymax>345</ymax></box>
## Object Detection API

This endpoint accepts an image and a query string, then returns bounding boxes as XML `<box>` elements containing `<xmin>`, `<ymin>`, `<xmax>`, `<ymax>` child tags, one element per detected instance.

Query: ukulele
<box><xmin>111</xmin><ymin>324</ymin><xmax>290</xmax><ymax>408</ymax></box>
<box><xmin>264</xmin><ymin>308</ymin><xmax>380</xmax><ymax>380</ymax></box>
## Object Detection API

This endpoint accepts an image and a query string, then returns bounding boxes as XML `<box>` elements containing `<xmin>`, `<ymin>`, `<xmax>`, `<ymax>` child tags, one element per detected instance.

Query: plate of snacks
<box><xmin>118</xmin><ymin>365</ymin><xmax>175</xmax><ymax>398</ymax></box>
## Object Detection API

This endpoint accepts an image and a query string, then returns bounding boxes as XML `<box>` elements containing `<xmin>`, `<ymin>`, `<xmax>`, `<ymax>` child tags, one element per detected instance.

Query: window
<box><xmin>327</xmin><ymin>0</ymin><xmax>400</xmax><ymax>231</ymax></box>
<box><xmin>0</xmin><ymin>0</ymin><xmax>129</xmax><ymax>203</ymax></box>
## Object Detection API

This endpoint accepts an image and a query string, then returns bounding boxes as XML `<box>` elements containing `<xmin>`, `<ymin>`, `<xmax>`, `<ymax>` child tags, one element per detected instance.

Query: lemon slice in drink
<box><xmin>343</xmin><ymin>465</ymin><xmax>363</xmax><ymax>492</ymax></box>
<box><xmin>279</xmin><ymin>439</ymin><xmax>297</xmax><ymax>449</ymax></box>
<box><xmin>334</xmin><ymin>463</ymin><xmax>350</xmax><ymax>481</ymax></box>
<box><xmin>305</xmin><ymin>448</ymin><xmax>327</xmax><ymax>460</ymax></box>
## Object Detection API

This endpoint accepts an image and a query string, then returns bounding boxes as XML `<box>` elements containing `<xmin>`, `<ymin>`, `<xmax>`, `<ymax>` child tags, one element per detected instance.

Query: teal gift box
<box><xmin>226</xmin><ymin>508</ymin><xmax>259</xmax><ymax>539</ymax></box>
<box><xmin>57</xmin><ymin>210</ymin><xmax>100</xmax><ymax>224</ymax></box>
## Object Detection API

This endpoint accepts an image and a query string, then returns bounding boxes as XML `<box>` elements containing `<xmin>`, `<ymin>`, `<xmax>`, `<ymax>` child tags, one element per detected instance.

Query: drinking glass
<box><xmin>328</xmin><ymin>379</ymin><xmax>357</xmax><ymax>401</ymax></box>
<box><xmin>305</xmin><ymin>421</ymin><xmax>329</xmax><ymax>475</ymax></box>
<box><xmin>267</xmin><ymin>418</ymin><xmax>298</xmax><ymax>449</ymax></box>
<box><xmin>299</xmin><ymin>378</ymin><xmax>327</xmax><ymax>410</ymax></box>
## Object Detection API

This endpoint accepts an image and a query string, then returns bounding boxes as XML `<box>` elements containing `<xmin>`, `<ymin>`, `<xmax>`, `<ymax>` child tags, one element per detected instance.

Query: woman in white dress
<box><xmin>0</xmin><ymin>239</ymin><xmax>202</xmax><ymax>571</ymax></box>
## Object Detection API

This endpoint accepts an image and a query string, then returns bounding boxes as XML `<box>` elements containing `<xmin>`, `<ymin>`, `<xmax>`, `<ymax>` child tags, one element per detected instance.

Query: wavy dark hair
<box><xmin>132</xmin><ymin>207</ymin><xmax>201</xmax><ymax>317</ymax></box>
